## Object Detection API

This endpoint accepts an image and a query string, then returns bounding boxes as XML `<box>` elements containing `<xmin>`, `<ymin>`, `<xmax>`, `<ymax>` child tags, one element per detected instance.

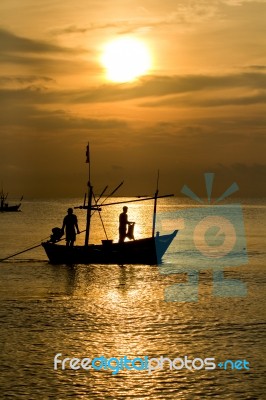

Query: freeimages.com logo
<box><xmin>155</xmin><ymin>173</ymin><xmax>248</xmax><ymax>302</ymax></box>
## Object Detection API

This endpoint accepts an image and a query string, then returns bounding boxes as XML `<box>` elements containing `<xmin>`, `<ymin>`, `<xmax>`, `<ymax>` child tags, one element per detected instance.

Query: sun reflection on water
<box><xmin>0</xmin><ymin>198</ymin><xmax>265</xmax><ymax>398</ymax></box>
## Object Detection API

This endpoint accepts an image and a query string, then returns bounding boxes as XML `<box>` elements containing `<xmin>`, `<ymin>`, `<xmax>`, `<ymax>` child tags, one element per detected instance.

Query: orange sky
<box><xmin>0</xmin><ymin>0</ymin><xmax>266</xmax><ymax>198</ymax></box>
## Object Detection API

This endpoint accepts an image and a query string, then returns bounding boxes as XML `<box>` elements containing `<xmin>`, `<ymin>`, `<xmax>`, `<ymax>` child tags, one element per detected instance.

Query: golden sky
<box><xmin>1</xmin><ymin>0</ymin><xmax>266</xmax><ymax>197</ymax></box>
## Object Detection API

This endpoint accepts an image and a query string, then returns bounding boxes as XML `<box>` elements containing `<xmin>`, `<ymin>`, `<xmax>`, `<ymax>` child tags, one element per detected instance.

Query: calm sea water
<box><xmin>0</xmin><ymin>197</ymin><xmax>265</xmax><ymax>399</ymax></box>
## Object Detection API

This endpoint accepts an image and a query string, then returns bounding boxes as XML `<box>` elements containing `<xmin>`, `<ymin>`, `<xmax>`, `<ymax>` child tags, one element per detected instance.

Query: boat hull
<box><xmin>0</xmin><ymin>204</ymin><xmax>21</xmax><ymax>212</ymax></box>
<box><xmin>42</xmin><ymin>230</ymin><xmax>177</xmax><ymax>265</ymax></box>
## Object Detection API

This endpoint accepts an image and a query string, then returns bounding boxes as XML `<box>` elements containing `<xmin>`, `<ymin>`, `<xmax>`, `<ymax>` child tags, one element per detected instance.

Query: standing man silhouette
<box><xmin>62</xmin><ymin>208</ymin><xmax>80</xmax><ymax>247</ymax></box>
<box><xmin>119</xmin><ymin>206</ymin><xmax>131</xmax><ymax>243</ymax></box>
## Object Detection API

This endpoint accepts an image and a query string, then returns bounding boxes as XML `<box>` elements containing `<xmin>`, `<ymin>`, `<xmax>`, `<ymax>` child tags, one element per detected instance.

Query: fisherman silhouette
<box><xmin>119</xmin><ymin>206</ymin><xmax>133</xmax><ymax>243</ymax></box>
<box><xmin>62</xmin><ymin>208</ymin><xmax>80</xmax><ymax>247</ymax></box>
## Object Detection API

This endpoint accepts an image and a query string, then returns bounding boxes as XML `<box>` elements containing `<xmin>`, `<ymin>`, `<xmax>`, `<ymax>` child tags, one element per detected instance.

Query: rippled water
<box><xmin>0</xmin><ymin>198</ymin><xmax>265</xmax><ymax>399</ymax></box>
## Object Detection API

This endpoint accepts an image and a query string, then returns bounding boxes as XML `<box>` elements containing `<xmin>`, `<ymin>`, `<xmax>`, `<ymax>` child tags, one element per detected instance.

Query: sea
<box><xmin>0</xmin><ymin>197</ymin><xmax>265</xmax><ymax>399</ymax></box>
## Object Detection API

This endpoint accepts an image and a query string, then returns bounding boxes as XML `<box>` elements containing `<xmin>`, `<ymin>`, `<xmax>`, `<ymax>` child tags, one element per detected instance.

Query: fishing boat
<box><xmin>42</xmin><ymin>145</ymin><xmax>178</xmax><ymax>265</ymax></box>
<box><xmin>0</xmin><ymin>190</ymin><xmax>22</xmax><ymax>212</ymax></box>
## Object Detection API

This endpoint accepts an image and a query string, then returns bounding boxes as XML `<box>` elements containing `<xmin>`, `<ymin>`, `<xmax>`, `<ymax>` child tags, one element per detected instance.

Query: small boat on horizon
<box><xmin>42</xmin><ymin>144</ymin><xmax>178</xmax><ymax>265</ymax></box>
<box><xmin>0</xmin><ymin>189</ymin><xmax>22</xmax><ymax>212</ymax></box>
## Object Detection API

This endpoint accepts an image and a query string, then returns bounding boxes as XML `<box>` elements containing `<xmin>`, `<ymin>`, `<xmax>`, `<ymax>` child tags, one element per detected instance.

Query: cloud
<box><xmin>141</xmin><ymin>90</ymin><xmax>266</xmax><ymax>108</ymax></box>
<box><xmin>221</xmin><ymin>0</ymin><xmax>266</xmax><ymax>5</ymax></box>
<box><xmin>246</xmin><ymin>65</ymin><xmax>266</xmax><ymax>71</ymax></box>
<box><xmin>50</xmin><ymin>25</ymin><xmax>90</xmax><ymax>35</ymax></box>
<box><xmin>48</xmin><ymin>1</ymin><xmax>222</xmax><ymax>39</ymax></box>
<box><xmin>0</xmin><ymin>87</ymin><xmax>58</xmax><ymax>105</ymax></box>
<box><xmin>0</xmin><ymin>27</ymin><xmax>72</xmax><ymax>54</ymax></box>
<box><xmin>50</xmin><ymin>22</ymin><xmax>124</xmax><ymax>35</ymax></box>
<box><xmin>0</xmin><ymin>27</ymin><xmax>94</xmax><ymax>76</ymax></box>
<box><xmin>0</xmin><ymin>75</ymin><xmax>55</xmax><ymax>87</ymax></box>
<box><xmin>198</xmin><ymin>92</ymin><xmax>266</xmax><ymax>107</ymax></box>
<box><xmin>73</xmin><ymin>72</ymin><xmax>266</xmax><ymax>104</ymax></box>
<box><xmin>0</xmin><ymin>52</ymin><xmax>98</xmax><ymax>77</ymax></box>
<box><xmin>167</xmin><ymin>2</ymin><xmax>219</xmax><ymax>25</ymax></box>
<box><xmin>1</xmin><ymin>72</ymin><xmax>266</xmax><ymax>107</ymax></box>
<box><xmin>48</xmin><ymin>0</ymin><xmax>266</xmax><ymax>40</ymax></box>
<box><xmin>0</xmin><ymin>105</ymin><xmax>128</xmax><ymax>131</ymax></box>
<box><xmin>1</xmin><ymin>107</ymin><xmax>264</xmax><ymax>197</ymax></box>
<box><xmin>49</xmin><ymin>21</ymin><xmax>157</xmax><ymax>38</ymax></box>
<box><xmin>214</xmin><ymin>162</ymin><xmax>266</xmax><ymax>197</ymax></box>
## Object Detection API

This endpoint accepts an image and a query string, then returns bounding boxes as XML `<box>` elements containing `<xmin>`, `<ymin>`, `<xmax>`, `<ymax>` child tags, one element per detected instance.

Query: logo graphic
<box><xmin>155</xmin><ymin>173</ymin><xmax>248</xmax><ymax>302</ymax></box>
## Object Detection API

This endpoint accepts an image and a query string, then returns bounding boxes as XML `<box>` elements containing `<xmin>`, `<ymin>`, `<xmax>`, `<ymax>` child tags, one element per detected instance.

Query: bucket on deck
<box><xmin>102</xmin><ymin>239</ymin><xmax>113</xmax><ymax>247</ymax></box>
<box><xmin>127</xmin><ymin>222</ymin><xmax>135</xmax><ymax>240</ymax></box>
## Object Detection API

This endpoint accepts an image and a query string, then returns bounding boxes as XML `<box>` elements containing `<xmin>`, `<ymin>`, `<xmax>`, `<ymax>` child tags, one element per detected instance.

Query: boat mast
<box><xmin>85</xmin><ymin>182</ymin><xmax>93</xmax><ymax>246</ymax></box>
<box><xmin>74</xmin><ymin>146</ymin><xmax>174</xmax><ymax>244</ymax></box>
<box><xmin>152</xmin><ymin>170</ymin><xmax>159</xmax><ymax>237</ymax></box>
<box><xmin>85</xmin><ymin>143</ymin><xmax>92</xmax><ymax>246</ymax></box>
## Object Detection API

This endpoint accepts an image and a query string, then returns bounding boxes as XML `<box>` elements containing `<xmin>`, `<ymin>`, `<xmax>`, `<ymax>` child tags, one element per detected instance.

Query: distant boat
<box><xmin>42</xmin><ymin>145</ymin><xmax>178</xmax><ymax>265</ymax></box>
<box><xmin>0</xmin><ymin>190</ymin><xmax>22</xmax><ymax>212</ymax></box>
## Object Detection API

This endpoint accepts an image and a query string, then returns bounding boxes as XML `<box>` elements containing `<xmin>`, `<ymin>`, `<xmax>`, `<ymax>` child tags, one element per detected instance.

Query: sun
<box><xmin>101</xmin><ymin>37</ymin><xmax>151</xmax><ymax>83</ymax></box>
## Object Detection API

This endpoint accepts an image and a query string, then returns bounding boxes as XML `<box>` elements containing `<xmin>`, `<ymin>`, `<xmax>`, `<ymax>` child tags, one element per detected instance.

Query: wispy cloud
<box><xmin>48</xmin><ymin>1</ymin><xmax>222</xmax><ymax>38</ymax></box>
<box><xmin>73</xmin><ymin>72</ymin><xmax>266</xmax><ymax>104</ymax></box>
<box><xmin>1</xmin><ymin>72</ymin><xmax>265</xmax><ymax>107</ymax></box>
<box><xmin>0</xmin><ymin>105</ymin><xmax>128</xmax><ymax>131</ymax></box>
<box><xmin>49</xmin><ymin>22</ymin><xmax>125</xmax><ymax>35</ymax></box>
<box><xmin>221</xmin><ymin>0</ymin><xmax>266</xmax><ymax>5</ymax></box>
<box><xmin>0</xmin><ymin>27</ymin><xmax>96</xmax><ymax>74</ymax></box>
<box><xmin>0</xmin><ymin>75</ymin><xmax>55</xmax><ymax>87</ymax></box>
<box><xmin>141</xmin><ymin>90</ymin><xmax>266</xmax><ymax>108</ymax></box>
<box><xmin>246</xmin><ymin>65</ymin><xmax>266</xmax><ymax>71</ymax></box>
<box><xmin>0</xmin><ymin>27</ymin><xmax>72</xmax><ymax>54</ymax></box>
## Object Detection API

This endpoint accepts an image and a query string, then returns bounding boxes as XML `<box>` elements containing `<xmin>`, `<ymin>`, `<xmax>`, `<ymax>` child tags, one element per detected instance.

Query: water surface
<box><xmin>0</xmin><ymin>198</ymin><xmax>265</xmax><ymax>399</ymax></box>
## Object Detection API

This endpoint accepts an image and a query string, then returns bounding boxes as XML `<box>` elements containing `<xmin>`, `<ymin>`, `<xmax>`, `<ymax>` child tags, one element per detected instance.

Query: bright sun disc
<box><xmin>101</xmin><ymin>37</ymin><xmax>151</xmax><ymax>83</ymax></box>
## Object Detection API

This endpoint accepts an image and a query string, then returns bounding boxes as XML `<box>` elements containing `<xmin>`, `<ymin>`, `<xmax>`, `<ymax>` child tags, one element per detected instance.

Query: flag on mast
<box><xmin>86</xmin><ymin>143</ymin><xmax>90</xmax><ymax>163</ymax></box>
